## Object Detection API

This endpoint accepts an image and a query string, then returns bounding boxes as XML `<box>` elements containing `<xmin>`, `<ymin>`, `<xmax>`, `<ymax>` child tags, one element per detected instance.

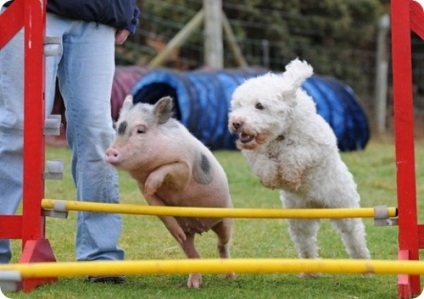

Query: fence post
<box><xmin>203</xmin><ymin>0</ymin><xmax>223</xmax><ymax>69</ymax></box>
<box><xmin>374</xmin><ymin>14</ymin><xmax>390</xmax><ymax>134</ymax></box>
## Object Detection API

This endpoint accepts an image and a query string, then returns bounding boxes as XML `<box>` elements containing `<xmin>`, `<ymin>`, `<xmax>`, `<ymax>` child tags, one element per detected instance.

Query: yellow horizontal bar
<box><xmin>1</xmin><ymin>258</ymin><xmax>424</xmax><ymax>278</ymax></box>
<box><xmin>42</xmin><ymin>199</ymin><xmax>397</xmax><ymax>219</ymax></box>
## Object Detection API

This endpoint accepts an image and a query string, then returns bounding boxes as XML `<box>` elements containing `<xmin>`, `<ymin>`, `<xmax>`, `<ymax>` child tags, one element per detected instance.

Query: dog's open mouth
<box><xmin>239</xmin><ymin>132</ymin><xmax>255</xmax><ymax>144</ymax></box>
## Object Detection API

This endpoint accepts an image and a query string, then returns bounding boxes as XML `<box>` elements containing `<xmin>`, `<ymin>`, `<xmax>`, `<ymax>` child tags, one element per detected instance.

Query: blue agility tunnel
<box><xmin>302</xmin><ymin>76</ymin><xmax>370</xmax><ymax>152</ymax></box>
<box><xmin>131</xmin><ymin>68</ymin><xmax>266</xmax><ymax>150</ymax></box>
<box><xmin>131</xmin><ymin>68</ymin><xmax>369</xmax><ymax>151</ymax></box>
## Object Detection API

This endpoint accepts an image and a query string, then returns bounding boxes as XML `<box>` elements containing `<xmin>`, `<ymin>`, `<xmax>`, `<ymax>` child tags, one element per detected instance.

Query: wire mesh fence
<box><xmin>117</xmin><ymin>0</ymin><xmax>424</xmax><ymax>135</ymax></box>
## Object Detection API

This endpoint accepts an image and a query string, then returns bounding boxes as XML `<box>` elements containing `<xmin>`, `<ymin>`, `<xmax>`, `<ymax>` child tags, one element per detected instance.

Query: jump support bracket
<box><xmin>0</xmin><ymin>271</ymin><xmax>21</xmax><ymax>292</ymax></box>
<box><xmin>374</xmin><ymin>205</ymin><xmax>398</xmax><ymax>226</ymax></box>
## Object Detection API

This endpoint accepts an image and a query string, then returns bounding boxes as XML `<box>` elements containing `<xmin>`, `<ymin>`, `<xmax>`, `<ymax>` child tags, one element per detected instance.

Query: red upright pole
<box><xmin>21</xmin><ymin>0</ymin><xmax>46</xmax><ymax>244</ymax></box>
<box><xmin>19</xmin><ymin>0</ymin><xmax>57</xmax><ymax>292</ymax></box>
<box><xmin>22</xmin><ymin>0</ymin><xmax>45</xmax><ymax>246</ymax></box>
<box><xmin>391</xmin><ymin>0</ymin><xmax>420</xmax><ymax>298</ymax></box>
<box><xmin>0</xmin><ymin>0</ymin><xmax>57</xmax><ymax>292</ymax></box>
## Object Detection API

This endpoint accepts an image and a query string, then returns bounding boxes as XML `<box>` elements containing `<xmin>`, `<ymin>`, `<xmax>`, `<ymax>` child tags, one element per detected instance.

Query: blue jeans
<box><xmin>0</xmin><ymin>11</ymin><xmax>124</xmax><ymax>262</ymax></box>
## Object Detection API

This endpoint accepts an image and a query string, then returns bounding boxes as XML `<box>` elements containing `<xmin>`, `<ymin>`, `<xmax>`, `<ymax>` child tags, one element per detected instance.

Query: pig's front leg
<box><xmin>142</xmin><ymin>162</ymin><xmax>191</xmax><ymax>244</ymax></box>
<box><xmin>144</xmin><ymin>162</ymin><xmax>191</xmax><ymax>198</ymax></box>
<box><xmin>141</xmin><ymin>191</ymin><xmax>186</xmax><ymax>244</ymax></box>
<box><xmin>142</xmin><ymin>190</ymin><xmax>187</xmax><ymax>244</ymax></box>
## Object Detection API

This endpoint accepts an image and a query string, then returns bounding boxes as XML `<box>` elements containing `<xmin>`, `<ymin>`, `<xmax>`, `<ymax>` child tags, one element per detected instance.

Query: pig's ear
<box><xmin>154</xmin><ymin>96</ymin><xmax>173</xmax><ymax>124</ymax></box>
<box><xmin>120</xmin><ymin>95</ymin><xmax>134</xmax><ymax>115</ymax></box>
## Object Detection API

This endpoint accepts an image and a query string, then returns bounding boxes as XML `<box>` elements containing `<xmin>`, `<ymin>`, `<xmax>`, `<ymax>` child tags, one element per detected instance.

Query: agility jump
<box><xmin>3</xmin><ymin>258</ymin><xmax>424</xmax><ymax>279</ymax></box>
<box><xmin>0</xmin><ymin>0</ymin><xmax>423</xmax><ymax>298</ymax></box>
<box><xmin>41</xmin><ymin>199</ymin><xmax>397</xmax><ymax>220</ymax></box>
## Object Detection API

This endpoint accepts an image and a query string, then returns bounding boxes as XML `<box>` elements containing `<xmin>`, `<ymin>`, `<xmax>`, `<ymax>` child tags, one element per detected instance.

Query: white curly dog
<box><xmin>228</xmin><ymin>58</ymin><xmax>371</xmax><ymax>271</ymax></box>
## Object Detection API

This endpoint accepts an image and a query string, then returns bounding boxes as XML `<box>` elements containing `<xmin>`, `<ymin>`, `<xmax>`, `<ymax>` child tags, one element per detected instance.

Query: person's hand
<box><xmin>115</xmin><ymin>29</ymin><xmax>130</xmax><ymax>45</ymax></box>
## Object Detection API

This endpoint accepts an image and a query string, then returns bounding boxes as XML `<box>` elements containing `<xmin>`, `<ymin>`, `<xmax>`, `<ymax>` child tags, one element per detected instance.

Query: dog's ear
<box><xmin>283</xmin><ymin>58</ymin><xmax>313</xmax><ymax>90</ymax></box>
<box><xmin>280</xmin><ymin>58</ymin><xmax>313</xmax><ymax>104</ymax></box>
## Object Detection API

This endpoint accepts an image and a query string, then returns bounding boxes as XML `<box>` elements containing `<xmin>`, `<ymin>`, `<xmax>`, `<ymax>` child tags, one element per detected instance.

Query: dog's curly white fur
<box><xmin>228</xmin><ymin>58</ymin><xmax>371</xmax><ymax>269</ymax></box>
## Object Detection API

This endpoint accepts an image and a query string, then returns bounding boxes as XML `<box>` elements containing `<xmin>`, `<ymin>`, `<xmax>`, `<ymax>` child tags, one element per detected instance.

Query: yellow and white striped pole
<box><xmin>41</xmin><ymin>199</ymin><xmax>397</xmax><ymax>219</ymax></box>
<box><xmin>1</xmin><ymin>258</ymin><xmax>424</xmax><ymax>278</ymax></box>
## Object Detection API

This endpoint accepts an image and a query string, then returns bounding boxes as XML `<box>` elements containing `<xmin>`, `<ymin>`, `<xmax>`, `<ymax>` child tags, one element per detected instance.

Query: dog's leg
<box><xmin>282</xmin><ymin>191</ymin><xmax>321</xmax><ymax>274</ymax></box>
<box><xmin>287</xmin><ymin>218</ymin><xmax>320</xmax><ymax>259</ymax></box>
<box><xmin>282</xmin><ymin>192</ymin><xmax>320</xmax><ymax>257</ymax></box>
<box><xmin>287</xmin><ymin>218</ymin><xmax>321</xmax><ymax>278</ymax></box>
<box><xmin>330</xmin><ymin>218</ymin><xmax>371</xmax><ymax>259</ymax></box>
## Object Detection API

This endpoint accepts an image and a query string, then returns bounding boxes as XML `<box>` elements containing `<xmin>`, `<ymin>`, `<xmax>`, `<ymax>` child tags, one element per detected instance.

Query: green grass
<box><xmin>5</xmin><ymin>137</ymin><xmax>422</xmax><ymax>298</ymax></box>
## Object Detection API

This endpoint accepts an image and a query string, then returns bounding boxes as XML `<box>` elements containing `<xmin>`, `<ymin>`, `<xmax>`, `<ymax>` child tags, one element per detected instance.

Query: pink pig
<box><xmin>105</xmin><ymin>95</ymin><xmax>234</xmax><ymax>288</ymax></box>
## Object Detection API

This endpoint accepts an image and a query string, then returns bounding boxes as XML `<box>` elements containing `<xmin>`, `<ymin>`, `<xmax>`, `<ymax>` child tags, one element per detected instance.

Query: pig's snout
<box><xmin>105</xmin><ymin>148</ymin><xmax>121</xmax><ymax>164</ymax></box>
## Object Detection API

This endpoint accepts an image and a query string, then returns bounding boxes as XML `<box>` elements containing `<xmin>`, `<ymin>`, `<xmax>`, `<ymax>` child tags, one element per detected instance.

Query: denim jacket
<box><xmin>46</xmin><ymin>0</ymin><xmax>140</xmax><ymax>34</ymax></box>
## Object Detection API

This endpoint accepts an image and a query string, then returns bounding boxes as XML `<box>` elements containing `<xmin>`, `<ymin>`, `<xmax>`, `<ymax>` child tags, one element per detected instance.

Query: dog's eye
<box><xmin>255</xmin><ymin>103</ymin><xmax>264</xmax><ymax>110</ymax></box>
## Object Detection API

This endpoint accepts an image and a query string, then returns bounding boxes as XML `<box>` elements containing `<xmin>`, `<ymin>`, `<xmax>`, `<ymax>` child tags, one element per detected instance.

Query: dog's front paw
<box><xmin>260</xmin><ymin>178</ymin><xmax>279</xmax><ymax>189</ymax></box>
<box><xmin>224</xmin><ymin>272</ymin><xmax>236</xmax><ymax>280</ymax></box>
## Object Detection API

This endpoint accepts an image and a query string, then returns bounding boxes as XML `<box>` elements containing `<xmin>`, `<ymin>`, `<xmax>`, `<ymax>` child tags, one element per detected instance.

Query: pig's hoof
<box><xmin>224</xmin><ymin>272</ymin><xmax>235</xmax><ymax>280</ymax></box>
<box><xmin>299</xmin><ymin>272</ymin><xmax>320</xmax><ymax>279</ymax></box>
<box><xmin>144</xmin><ymin>191</ymin><xmax>155</xmax><ymax>200</ymax></box>
<box><xmin>187</xmin><ymin>273</ymin><xmax>202</xmax><ymax>288</ymax></box>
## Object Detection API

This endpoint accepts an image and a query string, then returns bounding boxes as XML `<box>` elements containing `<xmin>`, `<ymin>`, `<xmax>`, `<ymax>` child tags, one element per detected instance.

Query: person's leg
<box><xmin>58</xmin><ymin>20</ymin><xmax>124</xmax><ymax>262</ymax></box>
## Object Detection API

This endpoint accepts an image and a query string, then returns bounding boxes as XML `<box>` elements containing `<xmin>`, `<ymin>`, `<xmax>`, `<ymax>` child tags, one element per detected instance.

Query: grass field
<box><xmin>5</xmin><ymin>137</ymin><xmax>424</xmax><ymax>298</ymax></box>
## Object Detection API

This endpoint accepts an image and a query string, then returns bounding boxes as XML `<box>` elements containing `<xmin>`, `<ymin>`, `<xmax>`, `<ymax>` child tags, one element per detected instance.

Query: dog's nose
<box><xmin>232</xmin><ymin>121</ymin><xmax>242</xmax><ymax>130</ymax></box>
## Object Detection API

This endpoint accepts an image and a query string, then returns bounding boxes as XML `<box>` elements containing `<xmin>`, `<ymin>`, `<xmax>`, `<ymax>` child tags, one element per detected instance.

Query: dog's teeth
<box><xmin>239</xmin><ymin>133</ymin><xmax>254</xmax><ymax>143</ymax></box>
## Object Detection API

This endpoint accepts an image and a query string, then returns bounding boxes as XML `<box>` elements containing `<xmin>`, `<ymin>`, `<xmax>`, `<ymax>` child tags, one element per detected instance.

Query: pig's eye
<box><xmin>131</xmin><ymin>125</ymin><xmax>147</xmax><ymax>137</ymax></box>
<box><xmin>135</xmin><ymin>125</ymin><xmax>146</xmax><ymax>134</ymax></box>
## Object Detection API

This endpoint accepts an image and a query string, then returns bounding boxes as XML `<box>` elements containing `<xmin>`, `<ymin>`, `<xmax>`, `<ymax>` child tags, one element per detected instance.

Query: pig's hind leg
<box><xmin>180</xmin><ymin>233</ymin><xmax>203</xmax><ymax>288</ymax></box>
<box><xmin>211</xmin><ymin>219</ymin><xmax>235</xmax><ymax>279</ymax></box>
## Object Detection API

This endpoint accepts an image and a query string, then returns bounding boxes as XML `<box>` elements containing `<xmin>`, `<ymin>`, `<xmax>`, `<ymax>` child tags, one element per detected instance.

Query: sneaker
<box><xmin>86</xmin><ymin>275</ymin><xmax>126</xmax><ymax>284</ymax></box>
